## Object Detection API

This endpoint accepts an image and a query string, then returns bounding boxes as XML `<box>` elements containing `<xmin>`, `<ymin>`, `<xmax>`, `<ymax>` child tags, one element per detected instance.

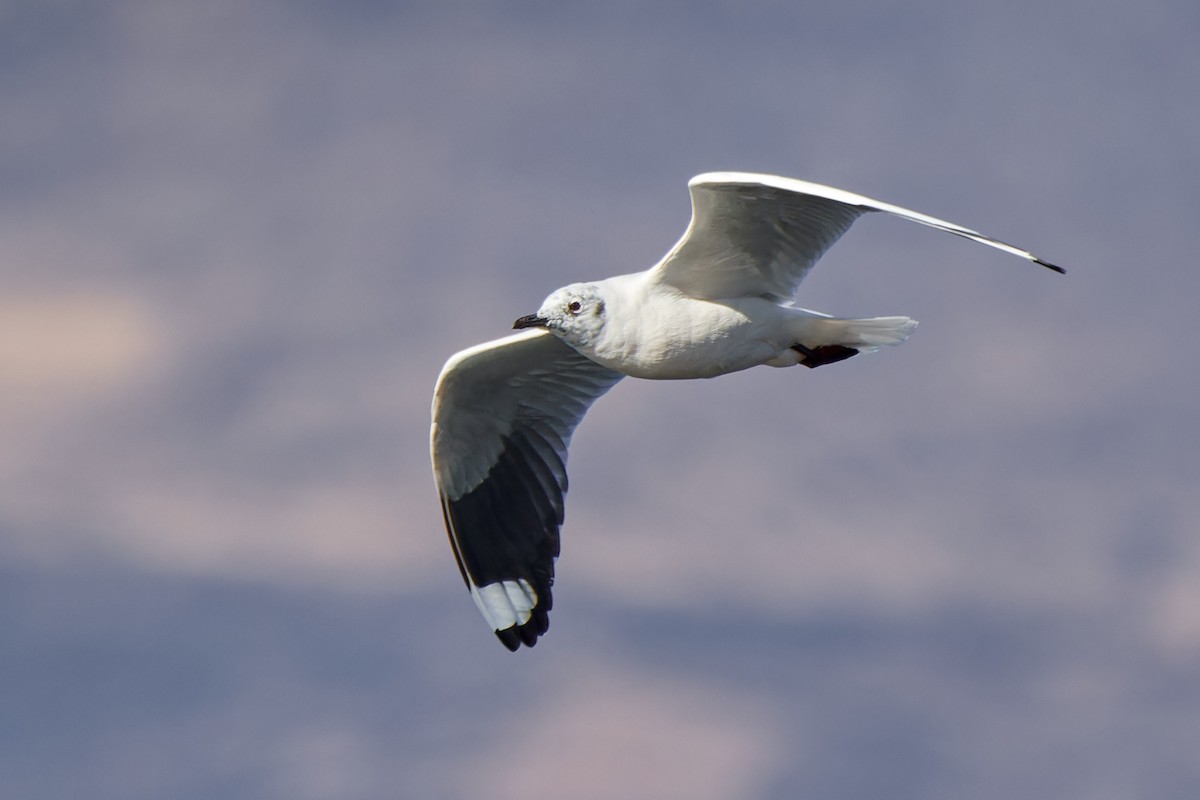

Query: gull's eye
<box><xmin>567</xmin><ymin>300</ymin><xmax>582</xmax><ymax>314</ymax></box>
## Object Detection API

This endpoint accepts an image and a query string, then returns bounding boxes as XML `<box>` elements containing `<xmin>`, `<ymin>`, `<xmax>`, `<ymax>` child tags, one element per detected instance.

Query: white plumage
<box><xmin>431</xmin><ymin>172</ymin><xmax>1062</xmax><ymax>650</ymax></box>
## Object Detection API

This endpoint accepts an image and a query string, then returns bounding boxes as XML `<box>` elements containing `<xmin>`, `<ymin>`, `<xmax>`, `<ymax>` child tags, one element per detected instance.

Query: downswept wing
<box><xmin>650</xmin><ymin>172</ymin><xmax>1063</xmax><ymax>302</ymax></box>
<box><xmin>431</xmin><ymin>329</ymin><xmax>623</xmax><ymax>650</ymax></box>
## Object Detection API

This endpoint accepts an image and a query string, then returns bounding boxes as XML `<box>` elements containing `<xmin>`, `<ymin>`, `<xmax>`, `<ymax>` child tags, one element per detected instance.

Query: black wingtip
<box><xmin>495</xmin><ymin>627</ymin><xmax>523</xmax><ymax>651</ymax></box>
<box><xmin>1035</xmin><ymin>257</ymin><xmax>1066</xmax><ymax>275</ymax></box>
<box><xmin>494</xmin><ymin>623</ymin><xmax>539</xmax><ymax>652</ymax></box>
<box><xmin>493</xmin><ymin>607</ymin><xmax>551</xmax><ymax>652</ymax></box>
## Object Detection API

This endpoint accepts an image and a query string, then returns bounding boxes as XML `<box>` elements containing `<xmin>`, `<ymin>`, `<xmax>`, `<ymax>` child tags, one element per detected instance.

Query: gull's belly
<box><xmin>595</xmin><ymin>297</ymin><xmax>788</xmax><ymax>380</ymax></box>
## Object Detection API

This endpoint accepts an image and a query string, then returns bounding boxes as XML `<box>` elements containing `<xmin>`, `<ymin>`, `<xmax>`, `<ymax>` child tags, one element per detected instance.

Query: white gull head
<box><xmin>513</xmin><ymin>282</ymin><xmax>609</xmax><ymax>351</ymax></box>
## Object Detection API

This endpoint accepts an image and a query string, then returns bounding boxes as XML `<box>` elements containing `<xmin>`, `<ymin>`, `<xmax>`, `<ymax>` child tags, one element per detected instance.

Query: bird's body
<box><xmin>430</xmin><ymin>172</ymin><xmax>1062</xmax><ymax>650</ymax></box>
<box><xmin>549</xmin><ymin>273</ymin><xmax>791</xmax><ymax>379</ymax></box>
<box><xmin>518</xmin><ymin>272</ymin><xmax>918</xmax><ymax>380</ymax></box>
<box><xmin>601</xmin><ymin>290</ymin><xmax>791</xmax><ymax>379</ymax></box>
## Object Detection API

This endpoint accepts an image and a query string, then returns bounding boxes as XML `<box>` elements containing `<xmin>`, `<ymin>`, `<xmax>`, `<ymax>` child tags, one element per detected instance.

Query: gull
<box><xmin>430</xmin><ymin>172</ymin><xmax>1063</xmax><ymax>651</ymax></box>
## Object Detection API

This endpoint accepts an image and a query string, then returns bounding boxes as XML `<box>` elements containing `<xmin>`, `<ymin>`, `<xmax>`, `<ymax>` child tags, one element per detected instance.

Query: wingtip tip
<box><xmin>493</xmin><ymin>606</ymin><xmax>551</xmax><ymax>652</ymax></box>
<box><xmin>495</xmin><ymin>628</ymin><xmax>522</xmax><ymax>651</ymax></box>
<box><xmin>494</xmin><ymin>623</ymin><xmax>542</xmax><ymax>652</ymax></box>
<box><xmin>1035</xmin><ymin>258</ymin><xmax>1067</xmax><ymax>275</ymax></box>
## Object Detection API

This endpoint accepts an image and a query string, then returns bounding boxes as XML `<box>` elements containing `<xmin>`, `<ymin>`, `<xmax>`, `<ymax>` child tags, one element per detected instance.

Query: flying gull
<box><xmin>430</xmin><ymin>172</ymin><xmax>1063</xmax><ymax>651</ymax></box>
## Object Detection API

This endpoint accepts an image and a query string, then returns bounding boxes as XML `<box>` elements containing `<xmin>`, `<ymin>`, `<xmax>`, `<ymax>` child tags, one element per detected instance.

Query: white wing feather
<box><xmin>650</xmin><ymin>172</ymin><xmax>1063</xmax><ymax>302</ymax></box>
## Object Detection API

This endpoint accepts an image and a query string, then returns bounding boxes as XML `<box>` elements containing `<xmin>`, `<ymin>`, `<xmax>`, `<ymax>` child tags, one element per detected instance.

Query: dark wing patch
<box><xmin>441</xmin><ymin>432</ymin><xmax>561</xmax><ymax>630</ymax></box>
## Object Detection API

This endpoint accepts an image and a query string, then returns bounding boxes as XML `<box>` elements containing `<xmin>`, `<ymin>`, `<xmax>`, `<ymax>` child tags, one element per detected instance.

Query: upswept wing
<box><xmin>431</xmin><ymin>329</ymin><xmax>623</xmax><ymax>650</ymax></box>
<box><xmin>650</xmin><ymin>172</ymin><xmax>1063</xmax><ymax>302</ymax></box>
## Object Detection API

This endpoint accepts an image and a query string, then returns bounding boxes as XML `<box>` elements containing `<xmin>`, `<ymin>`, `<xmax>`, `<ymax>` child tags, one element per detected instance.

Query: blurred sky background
<box><xmin>2</xmin><ymin>1</ymin><xmax>1199</xmax><ymax>798</ymax></box>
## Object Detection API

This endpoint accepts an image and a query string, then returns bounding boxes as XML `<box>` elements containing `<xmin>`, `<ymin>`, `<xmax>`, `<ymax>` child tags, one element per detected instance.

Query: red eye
<box><xmin>568</xmin><ymin>301</ymin><xmax>582</xmax><ymax>314</ymax></box>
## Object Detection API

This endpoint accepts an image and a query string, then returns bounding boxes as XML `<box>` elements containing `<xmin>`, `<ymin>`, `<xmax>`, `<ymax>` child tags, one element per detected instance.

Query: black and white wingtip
<box><xmin>1034</xmin><ymin>257</ymin><xmax>1066</xmax><ymax>274</ymax></box>
<box><xmin>468</xmin><ymin>577</ymin><xmax>551</xmax><ymax>651</ymax></box>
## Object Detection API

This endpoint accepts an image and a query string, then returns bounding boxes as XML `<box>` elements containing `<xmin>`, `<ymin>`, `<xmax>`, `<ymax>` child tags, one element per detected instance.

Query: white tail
<box><xmin>796</xmin><ymin>315</ymin><xmax>918</xmax><ymax>354</ymax></box>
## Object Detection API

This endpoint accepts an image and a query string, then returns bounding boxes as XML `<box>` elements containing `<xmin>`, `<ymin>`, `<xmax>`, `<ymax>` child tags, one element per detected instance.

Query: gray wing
<box><xmin>431</xmin><ymin>329</ymin><xmax>623</xmax><ymax>651</ymax></box>
<box><xmin>650</xmin><ymin>172</ymin><xmax>1063</xmax><ymax>302</ymax></box>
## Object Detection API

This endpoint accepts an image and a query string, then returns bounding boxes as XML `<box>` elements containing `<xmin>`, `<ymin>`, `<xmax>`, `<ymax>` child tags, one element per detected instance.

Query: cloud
<box><xmin>0</xmin><ymin>292</ymin><xmax>162</xmax><ymax>407</ymax></box>
<box><xmin>463</xmin><ymin>658</ymin><xmax>787</xmax><ymax>800</ymax></box>
<box><xmin>107</xmin><ymin>474</ymin><xmax>444</xmax><ymax>590</ymax></box>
